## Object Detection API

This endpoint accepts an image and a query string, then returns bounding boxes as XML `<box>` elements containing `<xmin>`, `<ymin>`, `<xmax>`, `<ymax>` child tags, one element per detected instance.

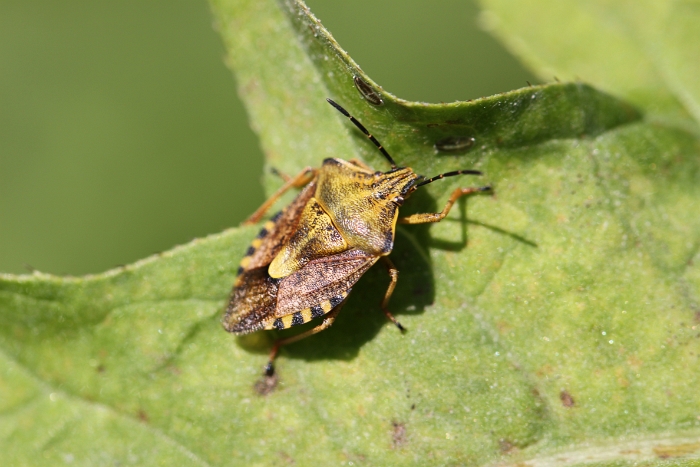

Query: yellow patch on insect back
<box><xmin>268</xmin><ymin>198</ymin><xmax>347</xmax><ymax>278</ymax></box>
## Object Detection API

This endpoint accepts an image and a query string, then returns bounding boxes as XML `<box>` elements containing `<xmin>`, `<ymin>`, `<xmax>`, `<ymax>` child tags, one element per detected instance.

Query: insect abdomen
<box><xmin>264</xmin><ymin>290</ymin><xmax>350</xmax><ymax>330</ymax></box>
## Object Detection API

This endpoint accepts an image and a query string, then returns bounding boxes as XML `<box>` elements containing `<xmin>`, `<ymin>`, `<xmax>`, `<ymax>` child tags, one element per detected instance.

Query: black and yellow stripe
<box><xmin>235</xmin><ymin>220</ymin><xmax>276</xmax><ymax>283</ymax></box>
<box><xmin>267</xmin><ymin>289</ymin><xmax>351</xmax><ymax>330</ymax></box>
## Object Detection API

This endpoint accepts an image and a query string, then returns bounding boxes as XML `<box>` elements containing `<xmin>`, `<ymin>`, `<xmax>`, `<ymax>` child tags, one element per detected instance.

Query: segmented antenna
<box><xmin>417</xmin><ymin>170</ymin><xmax>482</xmax><ymax>187</ymax></box>
<box><xmin>326</xmin><ymin>98</ymin><xmax>397</xmax><ymax>169</ymax></box>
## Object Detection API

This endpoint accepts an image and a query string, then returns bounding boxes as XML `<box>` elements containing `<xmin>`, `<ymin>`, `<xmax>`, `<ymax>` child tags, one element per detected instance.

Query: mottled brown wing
<box><xmin>223</xmin><ymin>181</ymin><xmax>316</xmax><ymax>334</ymax></box>
<box><xmin>260</xmin><ymin>248</ymin><xmax>378</xmax><ymax>330</ymax></box>
<box><xmin>223</xmin><ymin>266</ymin><xmax>279</xmax><ymax>333</ymax></box>
<box><xmin>224</xmin><ymin>248</ymin><xmax>377</xmax><ymax>334</ymax></box>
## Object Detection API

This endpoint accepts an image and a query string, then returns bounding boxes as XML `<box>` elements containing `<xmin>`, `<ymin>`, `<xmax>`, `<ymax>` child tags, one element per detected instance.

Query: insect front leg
<box><xmin>243</xmin><ymin>167</ymin><xmax>317</xmax><ymax>225</ymax></box>
<box><xmin>264</xmin><ymin>302</ymin><xmax>346</xmax><ymax>376</ymax></box>
<box><xmin>380</xmin><ymin>257</ymin><xmax>405</xmax><ymax>332</ymax></box>
<box><xmin>397</xmin><ymin>185</ymin><xmax>491</xmax><ymax>224</ymax></box>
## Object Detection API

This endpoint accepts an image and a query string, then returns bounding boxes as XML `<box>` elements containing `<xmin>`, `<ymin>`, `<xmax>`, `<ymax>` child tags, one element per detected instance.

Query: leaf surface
<box><xmin>2</xmin><ymin>0</ymin><xmax>700</xmax><ymax>466</ymax></box>
<box><xmin>479</xmin><ymin>0</ymin><xmax>700</xmax><ymax>128</ymax></box>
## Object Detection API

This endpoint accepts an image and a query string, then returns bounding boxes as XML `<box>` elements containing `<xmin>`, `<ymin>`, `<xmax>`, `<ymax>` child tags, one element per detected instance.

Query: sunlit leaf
<box><xmin>1</xmin><ymin>0</ymin><xmax>699</xmax><ymax>465</ymax></box>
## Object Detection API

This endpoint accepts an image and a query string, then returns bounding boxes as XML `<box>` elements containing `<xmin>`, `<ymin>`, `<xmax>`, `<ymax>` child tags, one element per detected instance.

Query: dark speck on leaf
<box><xmin>499</xmin><ymin>438</ymin><xmax>516</xmax><ymax>453</ymax></box>
<box><xmin>560</xmin><ymin>390</ymin><xmax>575</xmax><ymax>407</ymax></box>
<box><xmin>255</xmin><ymin>373</ymin><xmax>279</xmax><ymax>396</ymax></box>
<box><xmin>392</xmin><ymin>421</ymin><xmax>406</xmax><ymax>448</ymax></box>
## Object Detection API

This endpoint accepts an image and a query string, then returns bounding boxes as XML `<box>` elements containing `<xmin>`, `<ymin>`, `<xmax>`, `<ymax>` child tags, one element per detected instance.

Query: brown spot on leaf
<box><xmin>653</xmin><ymin>442</ymin><xmax>700</xmax><ymax>459</ymax></box>
<box><xmin>434</xmin><ymin>136</ymin><xmax>475</xmax><ymax>153</ymax></box>
<box><xmin>278</xmin><ymin>451</ymin><xmax>295</xmax><ymax>465</ymax></box>
<box><xmin>499</xmin><ymin>438</ymin><xmax>517</xmax><ymax>454</ymax></box>
<box><xmin>560</xmin><ymin>390</ymin><xmax>575</xmax><ymax>407</ymax></box>
<box><xmin>392</xmin><ymin>421</ymin><xmax>406</xmax><ymax>448</ymax></box>
<box><xmin>626</xmin><ymin>354</ymin><xmax>643</xmax><ymax>370</ymax></box>
<box><xmin>615</xmin><ymin>368</ymin><xmax>630</xmax><ymax>388</ymax></box>
<box><xmin>254</xmin><ymin>373</ymin><xmax>279</xmax><ymax>396</ymax></box>
<box><xmin>535</xmin><ymin>364</ymin><xmax>553</xmax><ymax>377</ymax></box>
<box><xmin>138</xmin><ymin>410</ymin><xmax>149</xmax><ymax>423</ymax></box>
<box><xmin>353</xmin><ymin>75</ymin><xmax>383</xmax><ymax>106</ymax></box>
<box><xmin>496</xmin><ymin>320</ymin><xmax>513</xmax><ymax>335</ymax></box>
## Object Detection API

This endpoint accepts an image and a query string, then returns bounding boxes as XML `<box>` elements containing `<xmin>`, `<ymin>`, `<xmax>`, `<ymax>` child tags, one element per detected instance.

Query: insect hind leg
<box><xmin>264</xmin><ymin>299</ymin><xmax>347</xmax><ymax>376</ymax></box>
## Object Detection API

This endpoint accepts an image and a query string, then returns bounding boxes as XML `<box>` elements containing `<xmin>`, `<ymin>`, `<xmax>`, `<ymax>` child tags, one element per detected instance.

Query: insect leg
<box><xmin>264</xmin><ymin>301</ymin><xmax>346</xmax><ymax>376</ymax></box>
<box><xmin>397</xmin><ymin>186</ymin><xmax>491</xmax><ymax>224</ymax></box>
<box><xmin>243</xmin><ymin>167</ymin><xmax>317</xmax><ymax>225</ymax></box>
<box><xmin>380</xmin><ymin>257</ymin><xmax>405</xmax><ymax>332</ymax></box>
<box><xmin>269</xmin><ymin>167</ymin><xmax>291</xmax><ymax>183</ymax></box>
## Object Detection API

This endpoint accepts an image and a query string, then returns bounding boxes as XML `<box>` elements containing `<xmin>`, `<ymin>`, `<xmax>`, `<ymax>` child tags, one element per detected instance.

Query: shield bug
<box><xmin>223</xmin><ymin>99</ymin><xmax>491</xmax><ymax>376</ymax></box>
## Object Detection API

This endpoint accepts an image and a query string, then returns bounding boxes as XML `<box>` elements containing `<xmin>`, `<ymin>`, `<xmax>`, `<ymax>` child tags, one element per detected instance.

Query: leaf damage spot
<box><xmin>254</xmin><ymin>373</ymin><xmax>279</xmax><ymax>396</ymax></box>
<box><xmin>392</xmin><ymin>421</ymin><xmax>407</xmax><ymax>448</ymax></box>
<box><xmin>434</xmin><ymin>136</ymin><xmax>476</xmax><ymax>154</ymax></box>
<box><xmin>278</xmin><ymin>451</ymin><xmax>295</xmax><ymax>465</ymax></box>
<box><xmin>560</xmin><ymin>390</ymin><xmax>575</xmax><ymax>407</ymax></box>
<box><xmin>353</xmin><ymin>75</ymin><xmax>383</xmax><ymax>106</ymax></box>
<box><xmin>653</xmin><ymin>442</ymin><xmax>700</xmax><ymax>459</ymax></box>
<box><xmin>499</xmin><ymin>438</ymin><xmax>518</xmax><ymax>454</ymax></box>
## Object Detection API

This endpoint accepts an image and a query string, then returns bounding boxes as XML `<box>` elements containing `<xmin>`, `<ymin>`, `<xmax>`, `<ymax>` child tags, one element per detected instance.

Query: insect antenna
<box><xmin>326</xmin><ymin>98</ymin><xmax>397</xmax><ymax>169</ymax></box>
<box><xmin>417</xmin><ymin>169</ymin><xmax>483</xmax><ymax>187</ymax></box>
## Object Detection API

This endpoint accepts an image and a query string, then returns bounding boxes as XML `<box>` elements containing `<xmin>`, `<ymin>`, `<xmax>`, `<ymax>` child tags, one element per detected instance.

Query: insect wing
<box><xmin>224</xmin><ymin>266</ymin><xmax>279</xmax><ymax>333</ymax></box>
<box><xmin>267</xmin><ymin>248</ymin><xmax>378</xmax><ymax>329</ymax></box>
<box><xmin>225</xmin><ymin>248</ymin><xmax>377</xmax><ymax>333</ymax></box>
<box><xmin>223</xmin><ymin>181</ymin><xmax>316</xmax><ymax>334</ymax></box>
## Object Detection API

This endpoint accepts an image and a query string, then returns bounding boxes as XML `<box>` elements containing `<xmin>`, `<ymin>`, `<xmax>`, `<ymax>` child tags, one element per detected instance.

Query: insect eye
<box><xmin>393</xmin><ymin>196</ymin><xmax>405</xmax><ymax>206</ymax></box>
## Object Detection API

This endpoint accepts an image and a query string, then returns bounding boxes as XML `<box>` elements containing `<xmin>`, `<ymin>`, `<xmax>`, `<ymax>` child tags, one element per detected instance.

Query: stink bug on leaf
<box><xmin>223</xmin><ymin>99</ymin><xmax>491</xmax><ymax>377</ymax></box>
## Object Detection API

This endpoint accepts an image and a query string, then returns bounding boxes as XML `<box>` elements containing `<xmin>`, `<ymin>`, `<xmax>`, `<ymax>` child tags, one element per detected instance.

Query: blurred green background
<box><xmin>0</xmin><ymin>0</ymin><xmax>535</xmax><ymax>275</ymax></box>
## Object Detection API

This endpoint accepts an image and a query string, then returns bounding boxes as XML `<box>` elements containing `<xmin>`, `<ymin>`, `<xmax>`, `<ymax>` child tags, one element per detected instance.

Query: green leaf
<box><xmin>2</xmin><ymin>0</ymin><xmax>700</xmax><ymax>466</ymax></box>
<box><xmin>478</xmin><ymin>0</ymin><xmax>700</xmax><ymax>128</ymax></box>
